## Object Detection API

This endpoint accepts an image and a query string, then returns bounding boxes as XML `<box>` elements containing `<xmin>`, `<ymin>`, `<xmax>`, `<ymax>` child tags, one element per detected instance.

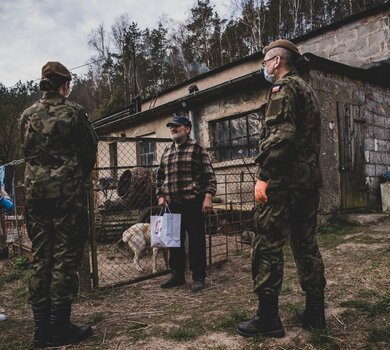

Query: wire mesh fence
<box><xmin>90</xmin><ymin>137</ymin><xmax>256</xmax><ymax>288</ymax></box>
<box><xmin>1</xmin><ymin>137</ymin><xmax>258</xmax><ymax>290</ymax></box>
<box><xmin>90</xmin><ymin>137</ymin><xmax>172</xmax><ymax>288</ymax></box>
<box><xmin>1</xmin><ymin>161</ymin><xmax>29</xmax><ymax>258</ymax></box>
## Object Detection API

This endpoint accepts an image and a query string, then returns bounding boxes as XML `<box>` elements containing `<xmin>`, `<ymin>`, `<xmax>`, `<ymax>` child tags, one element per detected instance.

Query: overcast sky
<box><xmin>0</xmin><ymin>0</ymin><xmax>231</xmax><ymax>88</ymax></box>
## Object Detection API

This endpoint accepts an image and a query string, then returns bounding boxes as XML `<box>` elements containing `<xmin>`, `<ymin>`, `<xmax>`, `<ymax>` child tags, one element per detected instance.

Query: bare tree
<box><xmin>88</xmin><ymin>23</ymin><xmax>112</xmax><ymax>92</ymax></box>
<box><xmin>287</xmin><ymin>0</ymin><xmax>302</xmax><ymax>37</ymax></box>
<box><xmin>231</xmin><ymin>0</ymin><xmax>267</xmax><ymax>53</ymax></box>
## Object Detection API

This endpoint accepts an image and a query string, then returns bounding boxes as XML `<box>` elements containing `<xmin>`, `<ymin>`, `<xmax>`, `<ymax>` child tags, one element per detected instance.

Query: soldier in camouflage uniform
<box><xmin>19</xmin><ymin>62</ymin><xmax>97</xmax><ymax>348</ymax></box>
<box><xmin>237</xmin><ymin>40</ymin><xmax>326</xmax><ymax>338</ymax></box>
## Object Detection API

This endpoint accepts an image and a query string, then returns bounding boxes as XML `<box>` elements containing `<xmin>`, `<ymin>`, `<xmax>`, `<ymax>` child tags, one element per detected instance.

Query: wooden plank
<box><xmin>337</xmin><ymin>102</ymin><xmax>368</xmax><ymax>210</ymax></box>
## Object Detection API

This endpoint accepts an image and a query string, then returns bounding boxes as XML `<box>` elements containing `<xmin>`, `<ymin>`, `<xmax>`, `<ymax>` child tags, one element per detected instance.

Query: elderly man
<box><xmin>237</xmin><ymin>40</ymin><xmax>326</xmax><ymax>338</ymax></box>
<box><xmin>156</xmin><ymin>115</ymin><xmax>217</xmax><ymax>292</ymax></box>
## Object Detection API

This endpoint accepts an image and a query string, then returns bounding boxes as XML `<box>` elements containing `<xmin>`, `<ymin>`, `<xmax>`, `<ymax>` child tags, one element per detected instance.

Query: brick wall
<box><xmin>298</xmin><ymin>11</ymin><xmax>390</xmax><ymax>67</ymax></box>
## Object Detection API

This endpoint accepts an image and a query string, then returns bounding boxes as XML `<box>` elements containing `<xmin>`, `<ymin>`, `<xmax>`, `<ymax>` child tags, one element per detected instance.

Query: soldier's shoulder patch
<box><xmin>272</xmin><ymin>85</ymin><xmax>282</xmax><ymax>93</ymax></box>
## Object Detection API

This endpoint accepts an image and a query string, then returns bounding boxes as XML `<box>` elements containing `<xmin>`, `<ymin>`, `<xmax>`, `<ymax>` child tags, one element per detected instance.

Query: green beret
<box><xmin>41</xmin><ymin>62</ymin><xmax>71</xmax><ymax>80</ymax></box>
<box><xmin>263</xmin><ymin>39</ymin><xmax>300</xmax><ymax>57</ymax></box>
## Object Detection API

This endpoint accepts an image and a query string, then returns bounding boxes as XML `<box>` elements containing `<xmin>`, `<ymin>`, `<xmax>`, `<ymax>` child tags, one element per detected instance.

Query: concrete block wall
<box><xmin>298</xmin><ymin>11</ymin><xmax>390</xmax><ymax>67</ymax></box>
<box><xmin>363</xmin><ymin>87</ymin><xmax>390</xmax><ymax>206</ymax></box>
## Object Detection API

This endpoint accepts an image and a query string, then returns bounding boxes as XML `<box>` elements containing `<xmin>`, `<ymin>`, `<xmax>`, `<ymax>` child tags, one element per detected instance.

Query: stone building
<box><xmin>93</xmin><ymin>3</ymin><xmax>390</xmax><ymax>219</ymax></box>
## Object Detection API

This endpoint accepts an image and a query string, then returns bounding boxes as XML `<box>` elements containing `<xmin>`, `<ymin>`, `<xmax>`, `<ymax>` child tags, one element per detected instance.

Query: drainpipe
<box><xmin>188</xmin><ymin>109</ymin><xmax>196</xmax><ymax>140</ymax></box>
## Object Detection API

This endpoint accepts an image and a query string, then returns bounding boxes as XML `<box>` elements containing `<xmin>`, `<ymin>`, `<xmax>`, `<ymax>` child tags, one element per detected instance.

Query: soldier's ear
<box><xmin>274</xmin><ymin>56</ymin><xmax>281</xmax><ymax>69</ymax></box>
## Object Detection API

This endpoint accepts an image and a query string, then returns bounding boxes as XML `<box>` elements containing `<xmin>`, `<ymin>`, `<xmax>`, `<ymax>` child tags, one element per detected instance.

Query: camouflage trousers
<box><xmin>26</xmin><ymin>196</ymin><xmax>88</xmax><ymax>307</ymax></box>
<box><xmin>252</xmin><ymin>189</ymin><xmax>326</xmax><ymax>297</ymax></box>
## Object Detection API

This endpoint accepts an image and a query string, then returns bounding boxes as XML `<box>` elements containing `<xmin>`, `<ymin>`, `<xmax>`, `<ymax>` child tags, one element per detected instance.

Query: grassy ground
<box><xmin>0</xmin><ymin>215</ymin><xmax>389</xmax><ymax>349</ymax></box>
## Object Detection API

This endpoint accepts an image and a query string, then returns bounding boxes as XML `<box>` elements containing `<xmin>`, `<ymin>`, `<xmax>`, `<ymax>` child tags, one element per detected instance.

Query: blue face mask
<box><xmin>262</xmin><ymin>67</ymin><xmax>275</xmax><ymax>83</ymax></box>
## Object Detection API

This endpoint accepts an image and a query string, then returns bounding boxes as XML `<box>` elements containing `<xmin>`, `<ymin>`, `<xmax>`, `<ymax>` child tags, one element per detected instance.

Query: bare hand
<box><xmin>158</xmin><ymin>197</ymin><xmax>166</xmax><ymax>207</ymax></box>
<box><xmin>202</xmin><ymin>194</ymin><xmax>214</xmax><ymax>214</ymax></box>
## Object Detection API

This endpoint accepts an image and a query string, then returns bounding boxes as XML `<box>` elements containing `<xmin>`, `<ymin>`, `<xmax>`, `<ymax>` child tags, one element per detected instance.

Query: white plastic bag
<box><xmin>150</xmin><ymin>206</ymin><xmax>181</xmax><ymax>247</ymax></box>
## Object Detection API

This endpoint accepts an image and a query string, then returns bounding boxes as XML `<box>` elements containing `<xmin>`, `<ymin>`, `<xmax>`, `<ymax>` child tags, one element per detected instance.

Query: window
<box><xmin>137</xmin><ymin>133</ymin><xmax>157</xmax><ymax>166</ymax></box>
<box><xmin>213</xmin><ymin>111</ymin><xmax>261</xmax><ymax>161</ymax></box>
<box><xmin>139</xmin><ymin>140</ymin><xmax>156</xmax><ymax>166</ymax></box>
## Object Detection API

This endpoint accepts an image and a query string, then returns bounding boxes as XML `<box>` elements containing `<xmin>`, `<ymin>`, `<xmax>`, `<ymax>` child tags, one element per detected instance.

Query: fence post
<box><xmin>207</xmin><ymin>215</ymin><xmax>212</xmax><ymax>266</ymax></box>
<box><xmin>79</xmin><ymin>245</ymin><xmax>91</xmax><ymax>292</ymax></box>
<box><xmin>88</xmin><ymin>180</ymin><xmax>99</xmax><ymax>289</ymax></box>
<box><xmin>0</xmin><ymin>208</ymin><xmax>8</xmax><ymax>258</ymax></box>
<box><xmin>79</xmin><ymin>191</ymin><xmax>93</xmax><ymax>292</ymax></box>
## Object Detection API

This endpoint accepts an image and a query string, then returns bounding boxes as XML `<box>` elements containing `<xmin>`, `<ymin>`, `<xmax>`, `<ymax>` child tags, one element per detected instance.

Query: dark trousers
<box><xmin>26</xmin><ymin>196</ymin><xmax>88</xmax><ymax>308</ymax></box>
<box><xmin>252</xmin><ymin>189</ymin><xmax>326</xmax><ymax>297</ymax></box>
<box><xmin>169</xmin><ymin>197</ymin><xmax>206</xmax><ymax>281</ymax></box>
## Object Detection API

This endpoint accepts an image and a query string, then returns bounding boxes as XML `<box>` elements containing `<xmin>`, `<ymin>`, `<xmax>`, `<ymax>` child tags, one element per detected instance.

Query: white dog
<box><xmin>122</xmin><ymin>223</ymin><xmax>169</xmax><ymax>273</ymax></box>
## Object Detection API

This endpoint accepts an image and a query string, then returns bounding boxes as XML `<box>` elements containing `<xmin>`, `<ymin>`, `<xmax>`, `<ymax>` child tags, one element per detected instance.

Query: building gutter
<box><xmin>94</xmin><ymin>52</ymin><xmax>390</xmax><ymax>134</ymax></box>
<box><xmin>93</xmin><ymin>71</ymin><xmax>265</xmax><ymax>133</ymax></box>
<box><xmin>301</xmin><ymin>53</ymin><xmax>390</xmax><ymax>88</ymax></box>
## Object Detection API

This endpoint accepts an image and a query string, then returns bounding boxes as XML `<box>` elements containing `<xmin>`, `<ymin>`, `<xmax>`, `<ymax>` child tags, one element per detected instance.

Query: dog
<box><xmin>122</xmin><ymin>223</ymin><xmax>169</xmax><ymax>274</ymax></box>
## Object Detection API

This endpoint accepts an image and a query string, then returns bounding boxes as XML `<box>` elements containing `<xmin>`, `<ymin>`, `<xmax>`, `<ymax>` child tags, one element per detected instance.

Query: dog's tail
<box><xmin>122</xmin><ymin>229</ymin><xmax>131</xmax><ymax>243</ymax></box>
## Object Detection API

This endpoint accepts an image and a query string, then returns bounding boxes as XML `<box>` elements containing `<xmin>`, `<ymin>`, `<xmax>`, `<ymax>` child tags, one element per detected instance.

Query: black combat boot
<box><xmin>237</xmin><ymin>294</ymin><xmax>285</xmax><ymax>338</ymax></box>
<box><xmin>32</xmin><ymin>302</ymin><xmax>50</xmax><ymax>348</ymax></box>
<box><xmin>0</xmin><ymin>247</ymin><xmax>8</xmax><ymax>259</ymax></box>
<box><xmin>46</xmin><ymin>304</ymin><xmax>92</xmax><ymax>347</ymax></box>
<box><xmin>160</xmin><ymin>273</ymin><xmax>185</xmax><ymax>289</ymax></box>
<box><xmin>296</xmin><ymin>291</ymin><xmax>326</xmax><ymax>331</ymax></box>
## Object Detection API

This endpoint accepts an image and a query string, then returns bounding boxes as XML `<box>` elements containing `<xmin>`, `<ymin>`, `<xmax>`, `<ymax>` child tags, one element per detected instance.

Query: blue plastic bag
<box><xmin>0</xmin><ymin>190</ymin><xmax>14</xmax><ymax>210</ymax></box>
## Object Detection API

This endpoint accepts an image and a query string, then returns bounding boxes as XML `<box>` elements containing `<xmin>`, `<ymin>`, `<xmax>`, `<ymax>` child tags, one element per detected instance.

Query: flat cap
<box><xmin>263</xmin><ymin>39</ymin><xmax>300</xmax><ymax>57</ymax></box>
<box><xmin>166</xmin><ymin>115</ymin><xmax>192</xmax><ymax>128</ymax></box>
<box><xmin>42</xmin><ymin>61</ymin><xmax>71</xmax><ymax>80</ymax></box>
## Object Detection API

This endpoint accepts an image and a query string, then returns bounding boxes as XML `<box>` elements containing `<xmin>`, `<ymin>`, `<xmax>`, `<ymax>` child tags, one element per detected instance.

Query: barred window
<box><xmin>212</xmin><ymin>111</ymin><xmax>261</xmax><ymax>161</ymax></box>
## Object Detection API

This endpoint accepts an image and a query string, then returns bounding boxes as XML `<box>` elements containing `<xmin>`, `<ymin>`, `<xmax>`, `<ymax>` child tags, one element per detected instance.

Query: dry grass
<box><xmin>0</xmin><ymin>215</ymin><xmax>389</xmax><ymax>349</ymax></box>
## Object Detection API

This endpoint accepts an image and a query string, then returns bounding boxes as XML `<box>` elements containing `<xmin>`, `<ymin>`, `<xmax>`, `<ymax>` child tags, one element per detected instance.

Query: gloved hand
<box><xmin>254</xmin><ymin>180</ymin><xmax>268</xmax><ymax>204</ymax></box>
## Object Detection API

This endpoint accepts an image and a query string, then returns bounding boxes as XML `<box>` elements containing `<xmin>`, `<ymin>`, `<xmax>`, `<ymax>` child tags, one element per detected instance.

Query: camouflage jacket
<box><xmin>255</xmin><ymin>70</ymin><xmax>322</xmax><ymax>189</ymax></box>
<box><xmin>19</xmin><ymin>92</ymin><xmax>98</xmax><ymax>199</ymax></box>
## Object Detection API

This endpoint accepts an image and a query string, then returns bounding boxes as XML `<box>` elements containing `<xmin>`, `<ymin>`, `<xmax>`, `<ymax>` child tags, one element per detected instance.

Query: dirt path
<box><xmin>1</xmin><ymin>214</ymin><xmax>389</xmax><ymax>349</ymax></box>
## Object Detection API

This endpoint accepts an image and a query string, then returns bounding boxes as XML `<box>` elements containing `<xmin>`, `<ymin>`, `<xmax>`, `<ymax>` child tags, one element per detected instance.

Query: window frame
<box><xmin>211</xmin><ymin>109</ymin><xmax>262</xmax><ymax>162</ymax></box>
<box><xmin>136</xmin><ymin>133</ymin><xmax>157</xmax><ymax>167</ymax></box>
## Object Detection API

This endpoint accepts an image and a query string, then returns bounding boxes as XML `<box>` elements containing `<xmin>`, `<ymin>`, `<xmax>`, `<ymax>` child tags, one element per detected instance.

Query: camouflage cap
<box><xmin>263</xmin><ymin>39</ymin><xmax>300</xmax><ymax>57</ymax></box>
<box><xmin>41</xmin><ymin>62</ymin><xmax>71</xmax><ymax>80</ymax></box>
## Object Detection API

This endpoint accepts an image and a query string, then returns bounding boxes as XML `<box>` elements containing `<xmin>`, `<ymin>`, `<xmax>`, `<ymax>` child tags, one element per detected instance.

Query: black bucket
<box><xmin>117</xmin><ymin>168</ymin><xmax>156</xmax><ymax>209</ymax></box>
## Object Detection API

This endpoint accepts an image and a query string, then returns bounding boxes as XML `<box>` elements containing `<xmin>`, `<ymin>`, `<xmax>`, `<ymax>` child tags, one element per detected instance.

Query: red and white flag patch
<box><xmin>272</xmin><ymin>85</ymin><xmax>281</xmax><ymax>93</ymax></box>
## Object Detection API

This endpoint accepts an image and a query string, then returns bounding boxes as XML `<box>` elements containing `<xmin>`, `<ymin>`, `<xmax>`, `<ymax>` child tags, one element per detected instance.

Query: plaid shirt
<box><xmin>156</xmin><ymin>138</ymin><xmax>217</xmax><ymax>203</ymax></box>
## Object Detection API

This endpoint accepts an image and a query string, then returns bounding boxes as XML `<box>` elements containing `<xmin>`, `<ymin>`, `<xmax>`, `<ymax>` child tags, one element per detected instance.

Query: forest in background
<box><xmin>0</xmin><ymin>0</ymin><xmax>386</xmax><ymax>162</ymax></box>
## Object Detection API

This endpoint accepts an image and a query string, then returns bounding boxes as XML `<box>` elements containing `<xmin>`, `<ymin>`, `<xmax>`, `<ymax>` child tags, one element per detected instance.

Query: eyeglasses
<box><xmin>261</xmin><ymin>56</ymin><xmax>278</xmax><ymax>68</ymax></box>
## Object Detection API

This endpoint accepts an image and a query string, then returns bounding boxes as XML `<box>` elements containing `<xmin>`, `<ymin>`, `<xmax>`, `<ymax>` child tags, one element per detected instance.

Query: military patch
<box><xmin>272</xmin><ymin>85</ymin><xmax>281</xmax><ymax>93</ymax></box>
<box><xmin>266</xmin><ymin>97</ymin><xmax>284</xmax><ymax>118</ymax></box>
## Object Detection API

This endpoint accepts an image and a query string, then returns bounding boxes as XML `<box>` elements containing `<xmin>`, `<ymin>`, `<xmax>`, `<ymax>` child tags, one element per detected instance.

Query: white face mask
<box><xmin>262</xmin><ymin>67</ymin><xmax>275</xmax><ymax>83</ymax></box>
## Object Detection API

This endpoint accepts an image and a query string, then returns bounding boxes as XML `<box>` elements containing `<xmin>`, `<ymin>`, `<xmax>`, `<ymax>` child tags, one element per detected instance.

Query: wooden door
<box><xmin>337</xmin><ymin>103</ymin><xmax>368</xmax><ymax>210</ymax></box>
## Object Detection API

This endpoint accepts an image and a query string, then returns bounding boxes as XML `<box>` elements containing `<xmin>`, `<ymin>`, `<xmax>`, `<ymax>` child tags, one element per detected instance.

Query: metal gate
<box><xmin>89</xmin><ymin>137</ymin><xmax>255</xmax><ymax>288</ymax></box>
